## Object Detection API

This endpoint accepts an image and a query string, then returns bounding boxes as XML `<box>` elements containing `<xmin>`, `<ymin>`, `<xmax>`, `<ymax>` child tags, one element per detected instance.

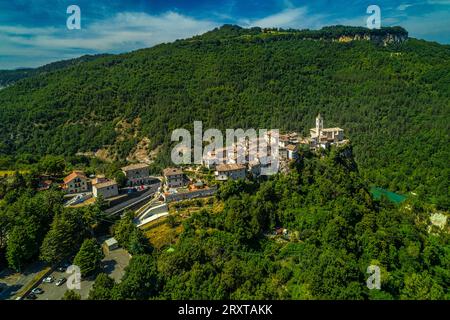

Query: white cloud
<box><xmin>397</xmin><ymin>4</ymin><xmax>413</xmax><ymax>10</ymax></box>
<box><xmin>0</xmin><ymin>11</ymin><xmax>219</xmax><ymax>69</ymax></box>
<box><xmin>397</xmin><ymin>10</ymin><xmax>450</xmax><ymax>40</ymax></box>
<box><xmin>246</xmin><ymin>7</ymin><xmax>326</xmax><ymax>29</ymax></box>
<box><xmin>427</xmin><ymin>0</ymin><xmax>450</xmax><ymax>4</ymax></box>
<box><xmin>397</xmin><ymin>0</ymin><xmax>450</xmax><ymax>10</ymax></box>
<box><xmin>1</xmin><ymin>4</ymin><xmax>449</xmax><ymax>69</ymax></box>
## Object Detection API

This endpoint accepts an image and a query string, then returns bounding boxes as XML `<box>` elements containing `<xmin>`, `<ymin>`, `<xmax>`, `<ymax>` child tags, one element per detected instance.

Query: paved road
<box><xmin>105</xmin><ymin>184</ymin><xmax>160</xmax><ymax>216</ymax></box>
<box><xmin>137</xmin><ymin>211</ymin><xmax>169</xmax><ymax>227</ymax></box>
<box><xmin>0</xmin><ymin>261</ymin><xmax>48</xmax><ymax>300</ymax></box>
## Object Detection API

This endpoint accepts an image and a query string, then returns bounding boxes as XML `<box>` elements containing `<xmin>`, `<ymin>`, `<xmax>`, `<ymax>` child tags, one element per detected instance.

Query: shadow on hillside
<box><xmin>0</xmin><ymin>284</ymin><xmax>22</xmax><ymax>300</ymax></box>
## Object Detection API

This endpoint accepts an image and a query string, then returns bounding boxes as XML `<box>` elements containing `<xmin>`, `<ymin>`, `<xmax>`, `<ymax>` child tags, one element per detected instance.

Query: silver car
<box><xmin>55</xmin><ymin>278</ymin><xmax>66</xmax><ymax>286</ymax></box>
<box><xmin>31</xmin><ymin>287</ymin><xmax>44</xmax><ymax>294</ymax></box>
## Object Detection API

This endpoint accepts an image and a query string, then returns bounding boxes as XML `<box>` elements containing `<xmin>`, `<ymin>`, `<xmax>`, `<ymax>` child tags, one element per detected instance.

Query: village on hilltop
<box><xmin>203</xmin><ymin>113</ymin><xmax>348</xmax><ymax>178</ymax></box>
<box><xmin>56</xmin><ymin>114</ymin><xmax>348</xmax><ymax>217</ymax></box>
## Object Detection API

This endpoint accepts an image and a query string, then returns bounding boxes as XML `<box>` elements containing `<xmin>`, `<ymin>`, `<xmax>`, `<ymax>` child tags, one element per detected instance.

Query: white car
<box><xmin>42</xmin><ymin>276</ymin><xmax>54</xmax><ymax>283</ymax></box>
<box><xmin>55</xmin><ymin>278</ymin><xmax>66</xmax><ymax>286</ymax></box>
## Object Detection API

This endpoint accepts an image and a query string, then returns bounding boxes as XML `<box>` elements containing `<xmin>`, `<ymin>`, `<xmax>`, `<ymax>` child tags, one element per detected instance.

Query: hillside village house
<box><xmin>91</xmin><ymin>175</ymin><xmax>108</xmax><ymax>186</ymax></box>
<box><xmin>37</xmin><ymin>178</ymin><xmax>53</xmax><ymax>191</ymax></box>
<box><xmin>215</xmin><ymin>164</ymin><xmax>246</xmax><ymax>181</ymax></box>
<box><xmin>203</xmin><ymin>148</ymin><xmax>227</xmax><ymax>169</ymax></box>
<box><xmin>63</xmin><ymin>171</ymin><xmax>89</xmax><ymax>194</ymax></box>
<box><xmin>279</xmin><ymin>147</ymin><xmax>288</xmax><ymax>159</ymax></box>
<box><xmin>163</xmin><ymin>167</ymin><xmax>185</xmax><ymax>188</ymax></box>
<box><xmin>286</xmin><ymin>144</ymin><xmax>298</xmax><ymax>160</ymax></box>
<box><xmin>203</xmin><ymin>135</ymin><xmax>274</xmax><ymax>172</ymax></box>
<box><xmin>93</xmin><ymin>180</ymin><xmax>119</xmax><ymax>199</ymax></box>
<box><xmin>278</xmin><ymin>132</ymin><xmax>299</xmax><ymax>148</ymax></box>
<box><xmin>310</xmin><ymin>114</ymin><xmax>345</xmax><ymax>149</ymax></box>
<box><xmin>248</xmin><ymin>159</ymin><xmax>261</xmax><ymax>178</ymax></box>
<box><xmin>201</xmin><ymin>115</ymin><xmax>346</xmax><ymax>178</ymax></box>
<box><xmin>121</xmin><ymin>163</ymin><xmax>151</xmax><ymax>186</ymax></box>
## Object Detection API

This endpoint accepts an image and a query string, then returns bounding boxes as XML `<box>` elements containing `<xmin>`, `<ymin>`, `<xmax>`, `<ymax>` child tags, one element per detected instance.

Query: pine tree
<box><xmin>62</xmin><ymin>290</ymin><xmax>81</xmax><ymax>300</ymax></box>
<box><xmin>73</xmin><ymin>238</ymin><xmax>104</xmax><ymax>277</ymax></box>
<box><xmin>88</xmin><ymin>273</ymin><xmax>115</xmax><ymax>300</ymax></box>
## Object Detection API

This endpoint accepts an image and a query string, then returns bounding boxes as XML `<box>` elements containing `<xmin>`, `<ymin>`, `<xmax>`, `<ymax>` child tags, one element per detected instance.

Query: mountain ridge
<box><xmin>0</xmin><ymin>54</ymin><xmax>112</xmax><ymax>88</ymax></box>
<box><xmin>0</xmin><ymin>25</ymin><xmax>448</xmax><ymax>208</ymax></box>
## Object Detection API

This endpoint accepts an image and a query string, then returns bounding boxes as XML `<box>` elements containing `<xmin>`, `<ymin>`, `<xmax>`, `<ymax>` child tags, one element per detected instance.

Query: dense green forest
<box><xmin>0</xmin><ymin>173</ymin><xmax>109</xmax><ymax>272</ymax></box>
<box><xmin>0</xmin><ymin>25</ymin><xmax>448</xmax><ymax>208</ymax></box>
<box><xmin>0</xmin><ymin>54</ymin><xmax>110</xmax><ymax>88</ymax></box>
<box><xmin>1</xmin><ymin>145</ymin><xmax>447</xmax><ymax>299</ymax></box>
<box><xmin>92</xmin><ymin>146</ymin><xmax>448</xmax><ymax>299</ymax></box>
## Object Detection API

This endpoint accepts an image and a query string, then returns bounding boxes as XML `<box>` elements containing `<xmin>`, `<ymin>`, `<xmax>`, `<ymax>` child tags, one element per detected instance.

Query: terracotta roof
<box><xmin>163</xmin><ymin>167</ymin><xmax>183</xmax><ymax>176</ymax></box>
<box><xmin>91</xmin><ymin>177</ymin><xmax>108</xmax><ymax>185</ymax></box>
<box><xmin>286</xmin><ymin>144</ymin><xmax>298</xmax><ymax>151</ymax></box>
<box><xmin>299</xmin><ymin>138</ymin><xmax>310</xmax><ymax>144</ymax></box>
<box><xmin>63</xmin><ymin>171</ymin><xmax>87</xmax><ymax>184</ymax></box>
<box><xmin>121</xmin><ymin>163</ymin><xmax>149</xmax><ymax>172</ymax></box>
<box><xmin>93</xmin><ymin>180</ymin><xmax>117</xmax><ymax>189</ymax></box>
<box><xmin>216</xmin><ymin>163</ymin><xmax>246</xmax><ymax>172</ymax></box>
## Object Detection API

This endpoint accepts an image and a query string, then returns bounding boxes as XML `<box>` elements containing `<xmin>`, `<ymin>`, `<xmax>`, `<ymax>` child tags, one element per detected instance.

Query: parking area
<box><xmin>33</xmin><ymin>248</ymin><xmax>130</xmax><ymax>300</ymax></box>
<box><xmin>0</xmin><ymin>261</ymin><xmax>48</xmax><ymax>300</ymax></box>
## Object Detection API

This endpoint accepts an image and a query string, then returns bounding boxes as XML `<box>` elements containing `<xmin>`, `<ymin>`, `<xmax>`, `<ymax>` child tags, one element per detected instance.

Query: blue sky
<box><xmin>1</xmin><ymin>0</ymin><xmax>449</xmax><ymax>69</ymax></box>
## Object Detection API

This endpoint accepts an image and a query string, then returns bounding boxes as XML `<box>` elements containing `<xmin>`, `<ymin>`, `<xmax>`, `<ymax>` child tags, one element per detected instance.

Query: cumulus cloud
<box><xmin>0</xmin><ymin>11</ymin><xmax>219</xmax><ymax>69</ymax></box>
<box><xmin>246</xmin><ymin>7</ymin><xmax>326</xmax><ymax>29</ymax></box>
<box><xmin>397</xmin><ymin>4</ymin><xmax>414</xmax><ymax>10</ymax></box>
<box><xmin>396</xmin><ymin>10</ymin><xmax>450</xmax><ymax>40</ymax></box>
<box><xmin>1</xmin><ymin>2</ymin><xmax>449</xmax><ymax>69</ymax></box>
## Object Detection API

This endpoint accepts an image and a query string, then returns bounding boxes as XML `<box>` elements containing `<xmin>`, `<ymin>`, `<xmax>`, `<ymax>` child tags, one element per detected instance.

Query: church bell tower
<box><xmin>316</xmin><ymin>113</ymin><xmax>323</xmax><ymax>137</ymax></box>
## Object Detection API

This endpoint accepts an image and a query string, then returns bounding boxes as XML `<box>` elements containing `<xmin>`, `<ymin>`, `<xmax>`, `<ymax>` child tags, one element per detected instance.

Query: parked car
<box><xmin>42</xmin><ymin>276</ymin><xmax>54</xmax><ymax>283</ymax></box>
<box><xmin>26</xmin><ymin>293</ymin><xmax>37</xmax><ymax>300</ymax></box>
<box><xmin>31</xmin><ymin>287</ymin><xmax>44</xmax><ymax>294</ymax></box>
<box><xmin>55</xmin><ymin>278</ymin><xmax>66</xmax><ymax>286</ymax></box>
<box><xmin>57</xmin><ymin>262</ymin><xmax>71</xmax><ymax>272</ymax></box>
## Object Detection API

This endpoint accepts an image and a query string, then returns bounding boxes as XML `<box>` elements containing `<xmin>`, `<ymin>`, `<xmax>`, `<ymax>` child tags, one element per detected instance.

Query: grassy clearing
<box><xmin>141</xmin><ymin>197</ymin><xmax>222</xmax><ymax>249</ymax></box>
<box><xmin>70</xmin><ymin>197</ymin><xmax>96</xmax><ymax>208</ymax></box>
<box><xmin>143</xmin><ymin>222</ymin><xmax>183</xmax><ymax>249</ymax></box>
<box><xmin>0</xmin><ymin>170</ymin><xmax>30</xmax><ymax>177</ymax></box>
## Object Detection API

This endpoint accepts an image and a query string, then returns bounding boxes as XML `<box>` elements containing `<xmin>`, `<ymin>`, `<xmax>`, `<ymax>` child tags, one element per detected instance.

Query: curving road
<box><xmin>104</xmin><ymin>183</ymin><xmax>160</xmax><ymax>216</ymax></box>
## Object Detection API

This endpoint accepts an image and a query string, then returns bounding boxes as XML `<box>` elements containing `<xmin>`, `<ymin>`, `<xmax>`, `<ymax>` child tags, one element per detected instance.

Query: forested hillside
<box><xmin>89</xmin><ymin>147</ymin><xmax>450</xmax><ymax>299</ymax></box>
<box><xmin>1</xmin><ymin>146</ymin><xmax>447</xmax><ymax>299</ymax></box>
<box><xmin>0</xmin><ymin>25</ymin><xmax>448</xmax><ymax>207</ymax></box>
<box><xmin>0</xmin><ymin>54</ymin><xmax>110</xmax><ymax>88</ymax></box>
